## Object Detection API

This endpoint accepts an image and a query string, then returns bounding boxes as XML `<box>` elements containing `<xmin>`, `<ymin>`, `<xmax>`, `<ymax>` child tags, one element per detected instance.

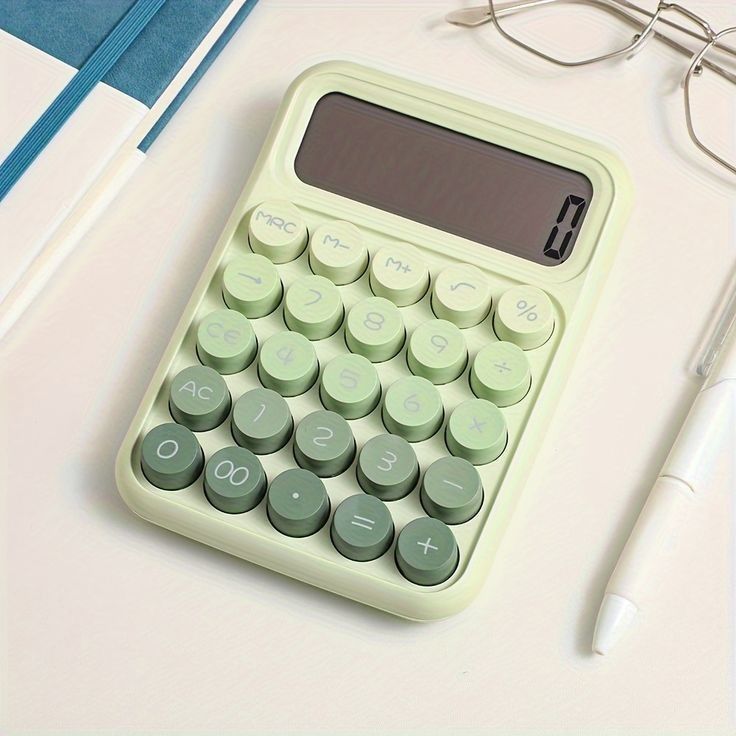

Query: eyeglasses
<box><xmin>446</xmin><ymin>0</ymin><xmax>736</xmax><ymax>177</ymax></box>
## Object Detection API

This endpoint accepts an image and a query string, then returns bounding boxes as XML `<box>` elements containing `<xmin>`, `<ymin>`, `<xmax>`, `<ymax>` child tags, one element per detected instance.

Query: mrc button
<box><xmin>248</xmin><ymin>200</ymin><xmax>308</xmax><ymax>263</ymax></box>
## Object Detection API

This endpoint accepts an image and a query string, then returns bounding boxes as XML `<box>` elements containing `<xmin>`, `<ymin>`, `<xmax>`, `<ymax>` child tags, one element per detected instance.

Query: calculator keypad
<box><xmin>136</xmin><ymin>199</ymin><xmax>559</xmax><ymax>589</ymax></box>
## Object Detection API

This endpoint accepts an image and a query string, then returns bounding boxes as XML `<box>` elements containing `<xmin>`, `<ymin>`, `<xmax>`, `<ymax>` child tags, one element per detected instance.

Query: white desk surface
<box><xmin>2</xmin><ymin>1</ymin><xmax>734</xmax><ymax>733</ymax></box>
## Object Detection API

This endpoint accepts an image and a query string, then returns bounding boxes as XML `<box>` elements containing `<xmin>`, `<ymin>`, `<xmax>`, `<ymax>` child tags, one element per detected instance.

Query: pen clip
<box><xmin>697</xmin><ymin>276</ymin><xmax>736</xmax><ymax>378</ymax></box>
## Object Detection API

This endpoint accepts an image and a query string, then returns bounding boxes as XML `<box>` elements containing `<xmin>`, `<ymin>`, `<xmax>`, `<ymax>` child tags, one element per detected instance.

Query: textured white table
<box><xmin>2</xmin><ymin>1</ymin><xmax>734</xmax><ymax>733</ymax></box>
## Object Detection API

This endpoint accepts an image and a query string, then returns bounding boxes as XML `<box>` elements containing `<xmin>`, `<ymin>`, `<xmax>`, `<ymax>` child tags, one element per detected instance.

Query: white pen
<box><xmin>593</xmin><ymin>284</ymin><xmax>736</xmax><ymax>655</ymax></box>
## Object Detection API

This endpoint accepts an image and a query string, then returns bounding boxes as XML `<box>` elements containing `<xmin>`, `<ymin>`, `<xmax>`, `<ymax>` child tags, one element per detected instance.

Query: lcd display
<box><xmin>294</xmin><ymin>94</ymin><xmax>593</xmax><ymax>265</ymax></box>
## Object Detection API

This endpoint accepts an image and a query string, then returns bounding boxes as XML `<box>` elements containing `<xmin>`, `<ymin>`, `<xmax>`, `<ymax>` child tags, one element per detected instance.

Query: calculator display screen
<box><xmin>294</xmin><ymin>93</ymin><xmax>593</xmax><ymax>265</ymax></box>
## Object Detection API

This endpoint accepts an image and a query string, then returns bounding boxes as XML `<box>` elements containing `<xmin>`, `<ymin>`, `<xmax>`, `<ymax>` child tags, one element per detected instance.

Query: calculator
<box><xmin>116</xmin><ymin>62</ymin><xmax>630</xmax><ymax>620</ymax></box>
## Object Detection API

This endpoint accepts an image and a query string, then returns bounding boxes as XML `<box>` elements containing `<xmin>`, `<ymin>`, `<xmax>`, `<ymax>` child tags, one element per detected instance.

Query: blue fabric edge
<box><xmin>138</xmin><ymin>0</ymin><xmax>260</xmax><ymax>153</ymax></box>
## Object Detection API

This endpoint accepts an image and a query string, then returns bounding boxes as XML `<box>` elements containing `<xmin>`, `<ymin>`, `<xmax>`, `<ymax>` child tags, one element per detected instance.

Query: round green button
<box><xmin>395</xmin><ymin>517</ymin><xmax>459</xmax><ymax>586</ymax></box>
<box><xmin>294</xmin><ymin>410</ymin><xmax>355</xmax><ymax>477</ymax></box>
<box><xmin>141</xmin><ymin>423</ymin><xmax>204</xmax><ymax>490</ymax></box>
<box><xmin>446</xmin><ymin>399</ymin><xmax>507</xmax><ymax>465</ymax></box>
<box><xmin>320</xmin><ymin>354</ymin><xmax>381</xmax><ymax>419</ymax></box>
<box><xmin>331</xmin><ymin>494</ymin><xmax>394</xmax><ymax>562</ymax></box>
<box><xmin>204</xmin><ymin>446</ymin><xmax>266</xmax><ymax>513</ymax></box>
<box><xmin>431</xmin><ymin>263</ymin><xmax>492</xmax><ymax>328</ymax></box>
<box><xmin>493</xmin><ymin>285</ymin><xmax>555</xmax><ymax>350</ymax></box>
<box><xmin>169</xmin><ymin>365</ymin><xmax>231</xmax><ymax>432</ymax></box>
<box><xmin>258</xmin><ymin>331</ymin><xmax>319</xmax><ymax>396</ymax></box>
<box><xmin>248</xmin><ymin>200</ymin><xmax>307</xmax><ymax>264</ymax></box>
<box><xmin>197</xmin><ymin>308</ymin><xmax>257</xmax><ymax>374</ymax></box>
<box><xmin>420</xmin><ymin>456</ymin><xmax>483</xmax><ymax>525</ymax></box>
<box><xmin>222</xmin><ymin>253</ymin><xmax>282</xmax><ymax>318</ymax></box>
<box><xmin>284</xmin><ymin>275</ymin><xmax>344</xmax><ymax>340</ymax></box>
<box><xmin>382</xmin><ymin>376</ymin><xmax>444</xmax><ymax>442</ymax></box>
<box><xmin>231</xmin><ymin>387</ymin><xmax>293</xmax><ymax>454</ymax></box>
<box><xmin>471</xmin><ymin>341</ymin><xmax>531</xmax><ymax>407</ymax></box>
<box><xmin>345</xmin><ymin>297</ymin><xmax>405</xmax><ymax>363</ymax></box>
<box><xmin>309</xmin><ymin>220</ymin><xmax>368</xmax><ymax>285</ymax></box>
<box><xmin>267</xmin><ymin>468</ymin><xmax>330</xmax><ymax>538</ymax></box>
<box><xmin>357</xmin><ymin>434</ymin><xmax>419</xmax><ymax>501</ymax></box>
<box><xmin>407</xmin><ymin>319</ymin><xmax>467</xmax><ymax>385</ymax></box>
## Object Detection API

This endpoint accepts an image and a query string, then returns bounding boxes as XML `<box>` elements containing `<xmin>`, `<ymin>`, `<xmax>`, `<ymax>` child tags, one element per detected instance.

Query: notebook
<box><xmin>0</xmin><ymin>0</ymin><xmax>260</xmax><ymax>338</ymax></box>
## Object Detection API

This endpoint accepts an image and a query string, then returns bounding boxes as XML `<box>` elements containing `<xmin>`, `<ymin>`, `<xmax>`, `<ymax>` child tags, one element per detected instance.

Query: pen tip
<box><xmin>592</xmin><ymin>593</ymin><xmax>638</xmax><ymax>656</ymax></box>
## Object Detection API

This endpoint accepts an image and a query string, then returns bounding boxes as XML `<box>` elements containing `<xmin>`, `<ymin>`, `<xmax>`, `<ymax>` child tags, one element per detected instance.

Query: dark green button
<box><xmin>203</xmin><ymin>446</ymin><xmax>266</xmax><ymax>513</ymax></box>
<box><xmin>267</xmin><ymin>468</ymin><xmax>330</xmax><ymax>537</ymax></box>
<box><xmin>169</xmin><ymin>365</ymin><xmax>231</xmax><ymax>431</ymax></box>
<box><xmin>294</xmin><ymin>410</ymin><xmax>355</xmax><ymax>477</ymax></box>
<box><xmin>356</xmin><ymin>434</ymin><xmax>419</xmax><ymax>501</ymax></box>
<box><xmin>231</xmin><ymin>388</ymin><xmax>293</xmax><ymax>454</ymax></box>
<box><xmin>420</xmin><ymin>457</ymin><xmax>483</xmax><ymax>524</ymax></box>
<box><xmin>395</xmin><ymin>517</ymin><xmax>459</xmax><ymax>586</ymax></box>
<box><xmin>140</xmin><ymin>423</ymin><xmax>204</xmax><ymax>490</ymax></box>
<box><xmin>331</xmin><ymin>494</ymin><xmax>394</xmax><ymax>562</ymax></box>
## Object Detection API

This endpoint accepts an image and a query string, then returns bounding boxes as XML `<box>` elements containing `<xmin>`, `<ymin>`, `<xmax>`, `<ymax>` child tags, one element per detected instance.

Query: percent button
<box><xmin>493</xmin><ymin>285</ymin><xmax>554</xmax><ymax>350</ymax></box>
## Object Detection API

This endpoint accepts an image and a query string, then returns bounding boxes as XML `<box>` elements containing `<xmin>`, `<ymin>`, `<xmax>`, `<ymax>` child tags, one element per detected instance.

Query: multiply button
<box><xmin>294</xmin><ymin>410</ymin><xmax>355</xmax><ymax>477</ymax></box>
<box><xmin>431</xmin><ymin>264</ymin><xmax>492</xmax><ymax>328</ymax></box>
<box><xmin>395</xmin><ymin>517</ymin><xmax>459</xmax><ymax>586</ymax></box>
<box><xmin>248</xmin><ymin>200</ymin><xmax>307</xmax><ymax>263</ymax></box>
<box><xmin>420</xmin><ymin>457</ymin><xmax>483</xmax><ymax>525</ymax></box>
<box><xmin>266</xmin><ymin>468</ymin><xmax>330</xmax><ymax>537</ymax></box>
<box><xmin>493</xmin><ymin>285</ymin><xmax>554</xmax><ymax>350</ymax></box>
<box><xmin>369</xmin><ymin>243</ymin><xmax>429</xmax><ymax>306</ymax></box>
<box><xmin>319</xmin><ymin>354</ymin><xmax>381</xmax><ymax>419</ymax></box>
<box><xmin>231</xmin><ymin>387</ymin><xmax>293</xmax><ymax>454</ymax></box>
<box><xmin>446</xmin><ymin>398</ymin><xmax>507</xmax><ymax>465</ymax></box>
<box><xmin>197</xmin><ymin>309</ymin><xmax>257</xmax><ymax>374</ymax></box>
<box><xmin>222</xmin><ymin>253</ymin><xmax>282</xmax><ymax>318</ymax></box>
<box><xmin>140</xmin><ymin>423</ymin><xmax>203</xmax><ymax>490</ymax></box>
<box><xmin>309</xmin><ymin>220</ymin><xmax>368</xmax><ymax>284</ymax></box>
<box><xmin>471</xmin><ymin>341</ymin><xmax>531</xmax><ymax>407</ymax></box>
<box><xmin>407</xmin><ymin>319</ymin><xmax>467</xmax><ymax>385</ymax></box>
<box><xmin>169</xmin><ymin>365</ymin><xmax>231</xmax><ymax>431</ymax></box>
<box><xmin>345</xmin><ymin>297</ymin><xmax>405</xmax><ymax>363</ymax></box>
<box><xmin>203</xmin><ymin>446</ymin><xmax>266</xmax><ymax>514</ymax></box>
<box><xmin>284</xmin><ymin>275</ymin><xmax>343</xmax><ymax>340</ymax></box>
<box><xmin>258</xmin><ymin>331</ymin><xmax>319</xmax><ymax>396</ymax></box>
<box><xmin>382</xmin><ymin>376</ymin><xmax>443</xmax><ymax>442</ymax></box>
<box><xmin>357</xmin><ymin>434</ymin><xmax>419</xmax><ymax>501</ymax></box>
<box><xmin>331</xmin><ymin>494</ymin><xmax>394</xmax><ymax>562</ymax></box>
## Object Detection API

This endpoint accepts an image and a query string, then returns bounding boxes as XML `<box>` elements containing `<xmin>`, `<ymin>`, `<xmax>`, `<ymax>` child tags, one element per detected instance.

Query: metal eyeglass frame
<box><xmin>446</xmin><ymin>0</ymin><xmax>736</xmax><ymax>176</ymax></box>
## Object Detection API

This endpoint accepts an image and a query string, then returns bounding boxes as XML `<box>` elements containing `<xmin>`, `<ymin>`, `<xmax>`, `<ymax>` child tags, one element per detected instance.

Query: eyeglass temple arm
<box><xmin>446</xmin><ymin>0</ymin><xmax>736</xmax><ymax>79</ymax></box>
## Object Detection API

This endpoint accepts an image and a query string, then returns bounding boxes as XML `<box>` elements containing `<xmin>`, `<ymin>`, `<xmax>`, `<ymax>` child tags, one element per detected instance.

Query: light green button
<box><xmin>369</xmin><ymin>243</ymin><xmax>429</xmax><ymax>306</ymax></box>
<box><xmin>258</xmin><ymin>331</ymin><xmax>319</xmax><ymax>396</ymax></box>
<box><xmin>319</xmin><ymin>354</ymin><xmax>381</xmax><ymax>419</ymax></box>
<box><xmin>493</xmin><ymin>285</ymin><xmax>555</xmax><ymax>350</ymax></box>
<box><xmin>248</xmin><ymin>200</ymin><xmax>307</xmax><ymax>263</ymax></box>
<box><xmin>197</xmin><ymin>309</ymin><xmax>257</xmax><ymax>374</ymax></box>
<box><xmin>331</xmin><ymin>494</ymin><xmax>394</xmax><ymax>562</ymax></box>
<box><xmin>471</xmin><ymin>341</ymin><xmax>531</xmax><ymax>407</ymax></box>
<box><xmin>309</xmin><ymin>220</ymin><xmax>368</xmax><ymax>285</ymax></box>
<box><xmin>294</xmin><ymin>410</ymin><xmax>355</xmax><ymax>478</ymax></box>
<box><xmin>231</xmin><ymin>387</ymin><xmax>293</xmax><ymax>454</ymax></box>
<box><xmin>431</xmin><ymin>263</ymin><xmax>492</xmax><ymax>328</ymax></box>
<box><xmin>204</xmin><ymin>446</ymin><xmax>266</xmax><ymax>514</ymax></box>
<box><xmin>169</xmin><ymin>365</ymin><xmax>231</xmax><ymax>431</ymax></box>
<box><xmin>395</xmin><ymin>517</ymin><xmax>459</xmax><ymax>586</ymax></box>
<box><xmin>357</xmin><ymin>434</ymin><xmax>419</xmax><ymax>501</ymax></box>
<box><xmin>421</xmin><ymin>457</ymin><xmax>483</xmax><ymax>525</ymax></box>
<box><xmin>267</xmin><ymin>468</ymin><xmax>330</xmax><ymax>538</ymax></box>
<box><xmin>382</xmin><ymin>376</ymin><xmax>444</xmax><ymax>442</ymax></box>
<box><xmin>222</xmin><ymin>253</ymin><xmax>282</xmax><ymax>318</ymax></box>
<box><xmin>284</xmin><ymin>275</ymin><xmax>343</xmax><ymax>340</ymax></box>
<box><xmin>141</xmin><ymin>423</ymin><xmax>203</xmax><ymax>490</ymax></box>
<box><xmin>407</xmin><ymin>320</ymin><xmax>467</xmax><ymax>385</ymax></box>
<box><xmin>345</xmin><ymin>297</ymin><xmax>405</xmax><ymax>363</ymax></box>
<box><xmin>446</xmin><ymin>399</ymin><xmax>507</xmax><ymax>465</ymax></box>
